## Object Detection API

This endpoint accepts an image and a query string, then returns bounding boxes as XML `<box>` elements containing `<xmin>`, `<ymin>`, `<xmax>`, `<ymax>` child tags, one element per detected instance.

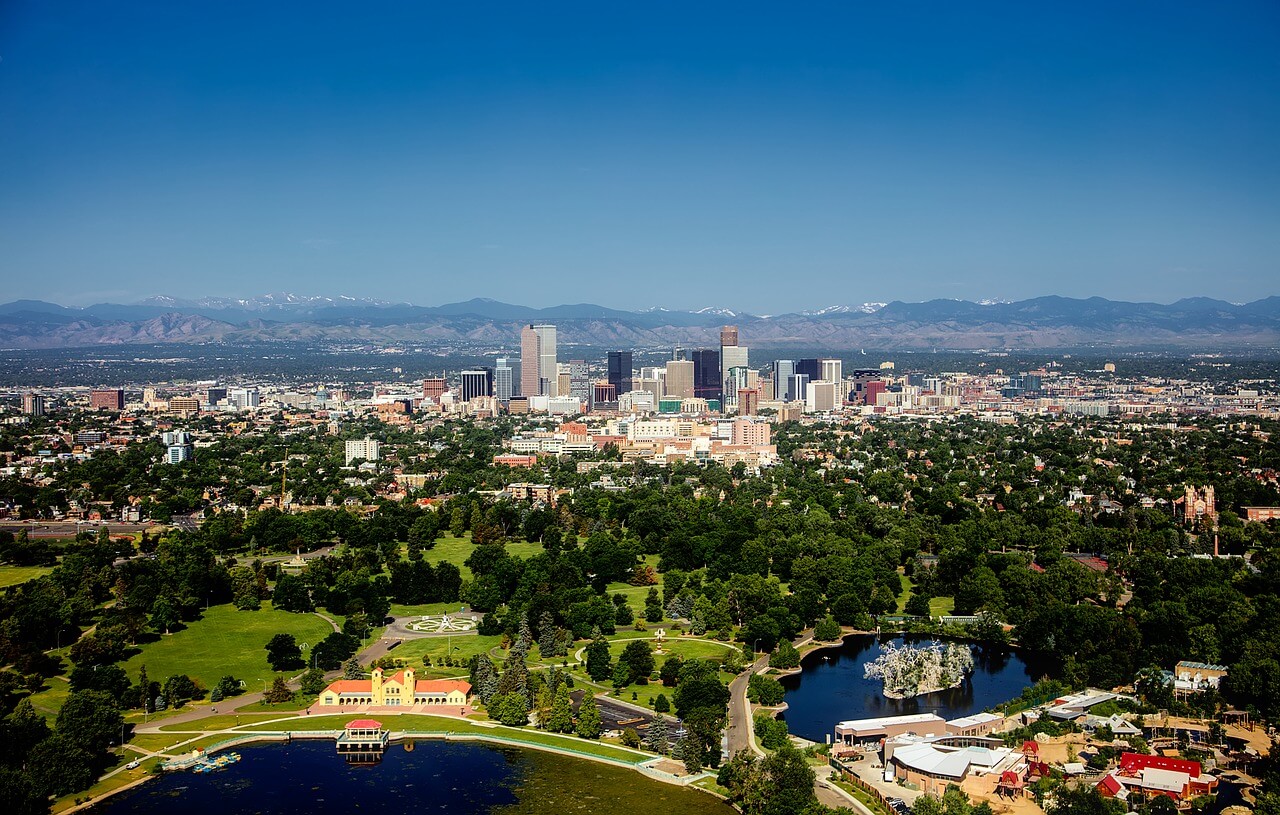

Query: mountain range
<box><xmin>1</xmin><ymin>294</ymin><xmax>1278</xmax><ymax>351</ymax></box>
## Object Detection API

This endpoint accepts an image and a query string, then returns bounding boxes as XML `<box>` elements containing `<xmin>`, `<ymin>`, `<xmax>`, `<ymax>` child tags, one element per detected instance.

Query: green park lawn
<box><xmin>418</xmin><ymin>532</ymin><xmax>543</xmax><ymax>580</ymax></box>
<box><xmin>0</xmin><ymin>565</ymin><xmax>54</xmax><ymax>588</ymax></box>
<box><xmin>384</xmin><ymin>633</ymin><xmax>504</xmax><ymax>678</ymax></box>
<box><xmin>119</xmin><ymin>602</ymin><xmax>335</xmax><ymax>694</ymax></box>
<box><xmin>896</xmin><ymin>572</ymin><xmax>954</xmax><ymax>616</ymax></box>
<box><xmin>237</xmin><ymin>712</ymin><xmax>651</xmax><ymax>763</ymax></box>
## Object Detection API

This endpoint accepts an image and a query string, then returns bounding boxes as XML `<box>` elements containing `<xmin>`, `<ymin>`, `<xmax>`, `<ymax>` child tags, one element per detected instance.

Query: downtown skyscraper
<box><xmin>520</xmin><ymin>324</ymin><xmax>558</xmax><ymax>397</ymax></box>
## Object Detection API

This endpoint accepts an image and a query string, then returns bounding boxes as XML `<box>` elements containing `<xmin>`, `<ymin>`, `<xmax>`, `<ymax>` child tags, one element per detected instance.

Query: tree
<box><xmin>27</xmin><ymin>735</ymin><xmax>95</xmax><ymax>797</ymax></box>
<box><xmin>265</xmin><ymin>633</ymin><xmax>304</xmax><ymax>671</ymax></box>
<box><xmin>769</xmin><ymin>639</ymin><xmax>800</xmax><ymax>670</ymax></box>
<box><xmin>620</xmin><ymin>728</ymin><xmax>641</xmax><ymax>748</ymax></box>
<box><xmin>230</xmin><ymin>565</ymin><xmax>262</xmax><ymax>610</ymax></box>
<box><xmin>272</xmin><ymin>573</ymin><xmax>313</xmax><ymax>612</ymax></box>
<box><xmin>215</xmin><ymin>675</ymin><xmax>241</xmax><ymax>699</ymax></box>
<box><xmin>814</xmin><ymin>616</ymin><xmax>842</xmax><ymax>642</ymax></box>
<box><xmin>585</xmin><ymin>634</ymin><xmax>612</xmax><ymax>682</ymax></box>
<box><xmin>644</xmin><ymin>714</ymin><xmax>669</xmax><ymax>753</ymax></box>
<box><xmin>300</xmin><ymin>668</ymin><xmax>327</xmax><ymax>695</ymax></box>
<box><xmin>342</xmin><ymin>656</ymin><xmax>364</xmax><ymax>679</ymax></box>
<box><xmin>264</xmin><ymin>676</ymin><xmax>294</xmax><ymax>703</ymax></box>
<box><xmin>149</xmin><ymin>596</ymin><xmax>180</xmax><ymax>634</ymax></box>
<box><xmin>546</xmin><ymin>683</ymin><xmax>574</xmax><ymax>733</ymax></box>
<box><xmin>619</xmin><ymin>640</ymin><xmax>655</xmax><ymax>685</ymax></box>
<box><xmin>55</xmin><ymin>689</ymin><xmax>124</xmax><ymax>754</ymax></box>
<box><xmin>754</xmin><ymin>713</ymin><xmax>789</xmax><ymax>749</ymax></box>
<box><xmin>575</xmin><ymin>690</ymin><xmax>602</xmax><ymax>739</ymax></box>
<box><xmin>489</xmin><ymin>692</ymin><xmax>530</xmax><ymax>726</ymax></box>
<box><xmin>654</xmin><ymin>693</ymin><xmax>670</xmax><ymax>713</ymax></box>
<box><xmin>906</xmin><ymin>593</ymin><xmax>933</xmax><ymax>617</ymax></box>
<box><xmin>644</xmin><ymin>587</ymin><xmax>664</xmax><ymax>622</ymax></box>
<box><xmin>747</xmin><ymin>673</ymin><xmax>785</xmax><ymax>705</ymax></box>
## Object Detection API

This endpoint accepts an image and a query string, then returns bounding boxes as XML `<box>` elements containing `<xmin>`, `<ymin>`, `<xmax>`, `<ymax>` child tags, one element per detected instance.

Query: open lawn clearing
<box><xmin>419</xmin><ymin>533</ymin><xmax>543</xmax><ymax>580</ymax></box>
<box><xmin>119</xmin><ymin>602</ymin><xmax>334</xmax><ymax>693</ymax></box>
<box><xmin>0</xmin><ymin>565</ymin><xmax>54</xmax><ymax>588</ymax></box>
<box><xmin>27</xmin><ymin>680</ymin><xmax>70</xmax><ymax>721</ymax></box>
<box><xmin>234</xmin><ymin>694</ymin><xmax>319</xmax><ymax>713</ymax></box>
<box><xmin>238</xmin><ymin>712</ymin><xmax>651</xmax><ymax>763</ymax></box>
<box><xmin>383</xmin><ymin>633</ymin><xmax>503</xmax><ymax>676</ymax></box>
<box><xmin>930</xmin><ymin>596</ymin><xmax>955</xmax><ymax>615</ymax></box>
<box><xmin>158</xmin><ymin>713</ymin><xmax>283</xmax><ymax>731</ymax></box>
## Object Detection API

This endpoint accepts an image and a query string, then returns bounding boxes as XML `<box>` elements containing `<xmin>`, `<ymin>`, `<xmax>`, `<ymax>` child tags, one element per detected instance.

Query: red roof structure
<box><xmin>1021</xmin><ymin>740</ymin><xmax>1039</xmax><ymax>755</ymax></box>
<box><xmin>1118</xmin><ymin>753</ymin><xmax>1201</xmax><ymax>777</ymax></box>
<box><xmin>345</xmin><ymin>719</ymin><xmax>383</xmax><ymax>730</ymax></box>
<box><xmin>1097</xmin><ymin>775</ymin><xmax>1125</xmax><ymax>797</ymax></box>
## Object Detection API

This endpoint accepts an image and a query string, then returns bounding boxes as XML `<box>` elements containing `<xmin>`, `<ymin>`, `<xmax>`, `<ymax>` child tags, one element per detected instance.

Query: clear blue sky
<box><xmin>1</xmin><ymin>1</ymin><xmax>1277</xmax><ymax>313</ymax></box>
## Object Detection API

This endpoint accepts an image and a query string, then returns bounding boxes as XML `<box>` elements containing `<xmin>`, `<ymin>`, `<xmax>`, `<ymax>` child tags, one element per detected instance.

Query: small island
<box><xmin>862</xmin><ymin>641</ymin><xmax>975</xmax><ymax>699</ymax></box>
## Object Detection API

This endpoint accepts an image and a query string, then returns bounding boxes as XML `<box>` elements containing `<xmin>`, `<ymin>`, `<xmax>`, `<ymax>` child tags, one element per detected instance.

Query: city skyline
<box><xmin>2</xmin><ymin>3</ymin><xmax>1277</xmax><ymax>312</ymax></box>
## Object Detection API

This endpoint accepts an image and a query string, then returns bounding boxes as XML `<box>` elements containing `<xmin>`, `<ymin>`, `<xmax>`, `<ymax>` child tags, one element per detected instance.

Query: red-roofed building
<box><xmin>1097</xmin><ymin>752</ymin><xmax>1218</xmax><ymax>806</ymax></box>
<box><xmin>1119</xmin><ymin>753</ymin><xmax>1201</xmax><ymax>777</ymax></box>
<box><xmin>318</xmin><ymin>667</ymin><xmax>470</xmax><ymax>709</ymax></box>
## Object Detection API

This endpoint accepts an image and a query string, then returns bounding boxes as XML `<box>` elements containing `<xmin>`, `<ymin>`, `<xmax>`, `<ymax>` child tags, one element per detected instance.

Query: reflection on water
<box><xmin>90</xmin><ymin>739</ymin><xmax>734</xmax><ymax>815</ymax></box>
<box><xmin>779</xmin><ymin>634</ymin><xmax>1054</xmax><ymax>742</ymax></box>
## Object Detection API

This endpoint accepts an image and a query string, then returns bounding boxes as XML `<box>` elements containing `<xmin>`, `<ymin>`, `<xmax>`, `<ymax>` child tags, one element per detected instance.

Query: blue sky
<box><xmin>1</xmin><ymin>1</ymin><xmax>1277</xmax><ymax>313</ymax></box>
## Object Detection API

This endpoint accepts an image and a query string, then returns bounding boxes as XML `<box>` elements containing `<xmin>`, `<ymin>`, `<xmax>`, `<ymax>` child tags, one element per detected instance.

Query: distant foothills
<box><xmin>1</xmin><ymin>293</ymin><xmax>1279</xmax><ymax>351</ymax></box>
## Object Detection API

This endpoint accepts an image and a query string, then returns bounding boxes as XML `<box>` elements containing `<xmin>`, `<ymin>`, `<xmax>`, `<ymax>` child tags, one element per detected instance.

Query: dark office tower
<box><xmin>795</xmin><ymin>358</ymin><xmax>822</xmax><ymax>383</ymax></box>
<box><xmin>460</xmin><ymin>368</ymin><xmax>494</xmax><ymax>402</ymax></box>
<box><xmin>773</xmin><ymin>360</ymin><xmax>796</xmax><ymax>399</ymax></box>
<box><xmin>607</xmin><ymin>351</ymin><xmax>633</xmax><ymax>396</ymax></box>
<box><xmin>206</xmin><ymin>386</ymin><xmax>228</xmax><ymax>405</ymax></box>
<box><xmin>692</xmin><ymin>349</ymin><xmax>722</xmax><ymax>402</ymax></box>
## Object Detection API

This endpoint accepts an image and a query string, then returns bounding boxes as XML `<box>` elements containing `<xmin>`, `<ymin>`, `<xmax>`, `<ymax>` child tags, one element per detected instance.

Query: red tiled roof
<box><xmin>1097</xmin><ymin>775</ymin><xmax>1124</xmax><ymax>796</ymax></box>
<box><xmin>345</xmin><ymin>719</ymin><xmax>382</xmax><ymax>730</ymax></box>
<box><xmin>1119</xmin><ymin>753</ymin><xmax>1201</xmax><ymax>777</ymax></box>
<box><xmin>325</xmin><ymin>680</ymin><xmax>369</xmax><ymax>692</ymax></box>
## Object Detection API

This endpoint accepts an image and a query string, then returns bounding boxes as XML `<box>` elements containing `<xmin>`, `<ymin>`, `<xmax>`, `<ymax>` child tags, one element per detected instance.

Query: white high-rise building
<box><xmin>495</xmin><ymin>357</ymin><xmax>514</xmax><ymax>402</ymax></box>
<box><xmin>345</xmin><ymin>437</ymin><xmax>381</xmax><ymax>466</ymax></box>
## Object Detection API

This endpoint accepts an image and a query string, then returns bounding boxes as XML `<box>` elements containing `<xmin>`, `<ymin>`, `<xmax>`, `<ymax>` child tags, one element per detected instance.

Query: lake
<box><xmin>779</xmin><ymin>634</ymin><xmax>1054</xmax><ymax>742</ymax></box>
<box><xmin>89</xmin><ymin>739</ymin><xmax>734</xmax><ymax>815</ymax></box>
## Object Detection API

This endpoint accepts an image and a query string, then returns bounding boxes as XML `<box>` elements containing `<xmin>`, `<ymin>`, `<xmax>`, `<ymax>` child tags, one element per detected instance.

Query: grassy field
<box><xmin>604</xmin><ymin>555</ymin><xmax>663</xmax><ymax>609</ymax></box>
<box><xmin>419</xmin><ymin>533</ymin><xmax>544</xmax><ymax>580</ymax></box>
<box><xmin>118</xmin><ymin>602</ymin><xmax>335</xmax><ymax>694</ymax></box>
<box><xmin>0</xmin><ymin>565</ymin><xmax>54</xmax><ymax>588</ymax></box>
<box><xmin>896</xmin><ymin>572</ymin><xmax>954</xmax><ymax>616</ymax></box>
<box><xmin>237</xmin><ymin>713</ymin><xmax>651</xmax><ymax>763</ymax></box>
<box><xmin>562</xmin><ymin>636</ymin><xmax>738</xmax><ymax>710</ymax></box>
<box><xmin>379</xmin><ymin>633</ymin><xmax>504</xmax><ymax>678</ymax></box>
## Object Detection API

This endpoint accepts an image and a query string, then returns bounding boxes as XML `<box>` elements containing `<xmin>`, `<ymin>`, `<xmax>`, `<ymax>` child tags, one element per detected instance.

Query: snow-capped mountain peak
<box><xmin>694</xmin><ymin>306</ymin><xmax>737</xmax><ymax>317</ymax></box>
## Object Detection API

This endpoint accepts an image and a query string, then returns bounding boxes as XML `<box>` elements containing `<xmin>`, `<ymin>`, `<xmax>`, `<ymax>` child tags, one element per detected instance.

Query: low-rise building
<box><xmin>317</xmin><ymin>667</ymin><xmax>470</xmax><ymax>709</ymax></box>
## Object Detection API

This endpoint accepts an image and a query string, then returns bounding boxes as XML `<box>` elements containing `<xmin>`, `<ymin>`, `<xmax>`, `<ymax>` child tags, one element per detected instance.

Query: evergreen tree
<box><xmin>546</xmin><ymin>683</ymin><xmax>574</xmax><ymax>733</ymax></box>
<box><xmin>265</xmin><ymin>677</ymin><xmax>294</xmax><ymax>703</ymax></box>
<box><xmin>342</xmin><ymin>656</ymin><xmax>364</xmax><ymax>679</ymax></box>
<box><xmin>643</xmin><ymin>714</ymin><xmax>669</xmax><ymax>753</ymax></box>
<box><xmin>536</xmin><ymin>612</ymin><xmax>556</xmax><ymax>657</ymax></box>
<box><xmin>137</xmin><ymin>664</ymin><xmax>150</xmax><ymax>712</ymax></box>
<box><xmin>575</xmin><ymin>690</ymin><xmax>602</xmax><ymax>739</ymax></box>
<box><xmin>585</xmin><ymin>634</ymin><xmax>612</xmax><ymax>681</ymax></box>
<box><xmin>644</xmin><ymin>587</ymin><xmax>664</xmax><ymax>622</ymax></box>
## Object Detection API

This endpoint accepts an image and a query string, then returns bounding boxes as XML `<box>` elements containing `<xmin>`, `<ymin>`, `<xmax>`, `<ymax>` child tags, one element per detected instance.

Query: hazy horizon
<box><xmin>2</xmin><ymin>3</ymin><xmax>1277</xmax><ymax>313</ymax></box>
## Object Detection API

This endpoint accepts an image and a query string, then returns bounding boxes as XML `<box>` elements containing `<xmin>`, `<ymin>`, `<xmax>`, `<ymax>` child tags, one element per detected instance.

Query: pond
<box><xmin>779</xmin><ymin>634</ymin><xmax>1055</xmax><ymax>742</ymax></box>
<box><xmin>89</xmin><ymin>740</ymin><xmax>734</xmax><ymax>815</ymax></box>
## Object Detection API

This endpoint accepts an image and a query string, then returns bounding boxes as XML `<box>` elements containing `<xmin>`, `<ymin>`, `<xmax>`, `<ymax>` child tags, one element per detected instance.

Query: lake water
<box><xmin>90</xmin><ymin>739</ymin><xmax>734</xmax><ymax>815</ymax></box>
<box><xmin>779</xmin><ymin>634</ymin><xmax>1054</xmax><ymax>742</ymax></box>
